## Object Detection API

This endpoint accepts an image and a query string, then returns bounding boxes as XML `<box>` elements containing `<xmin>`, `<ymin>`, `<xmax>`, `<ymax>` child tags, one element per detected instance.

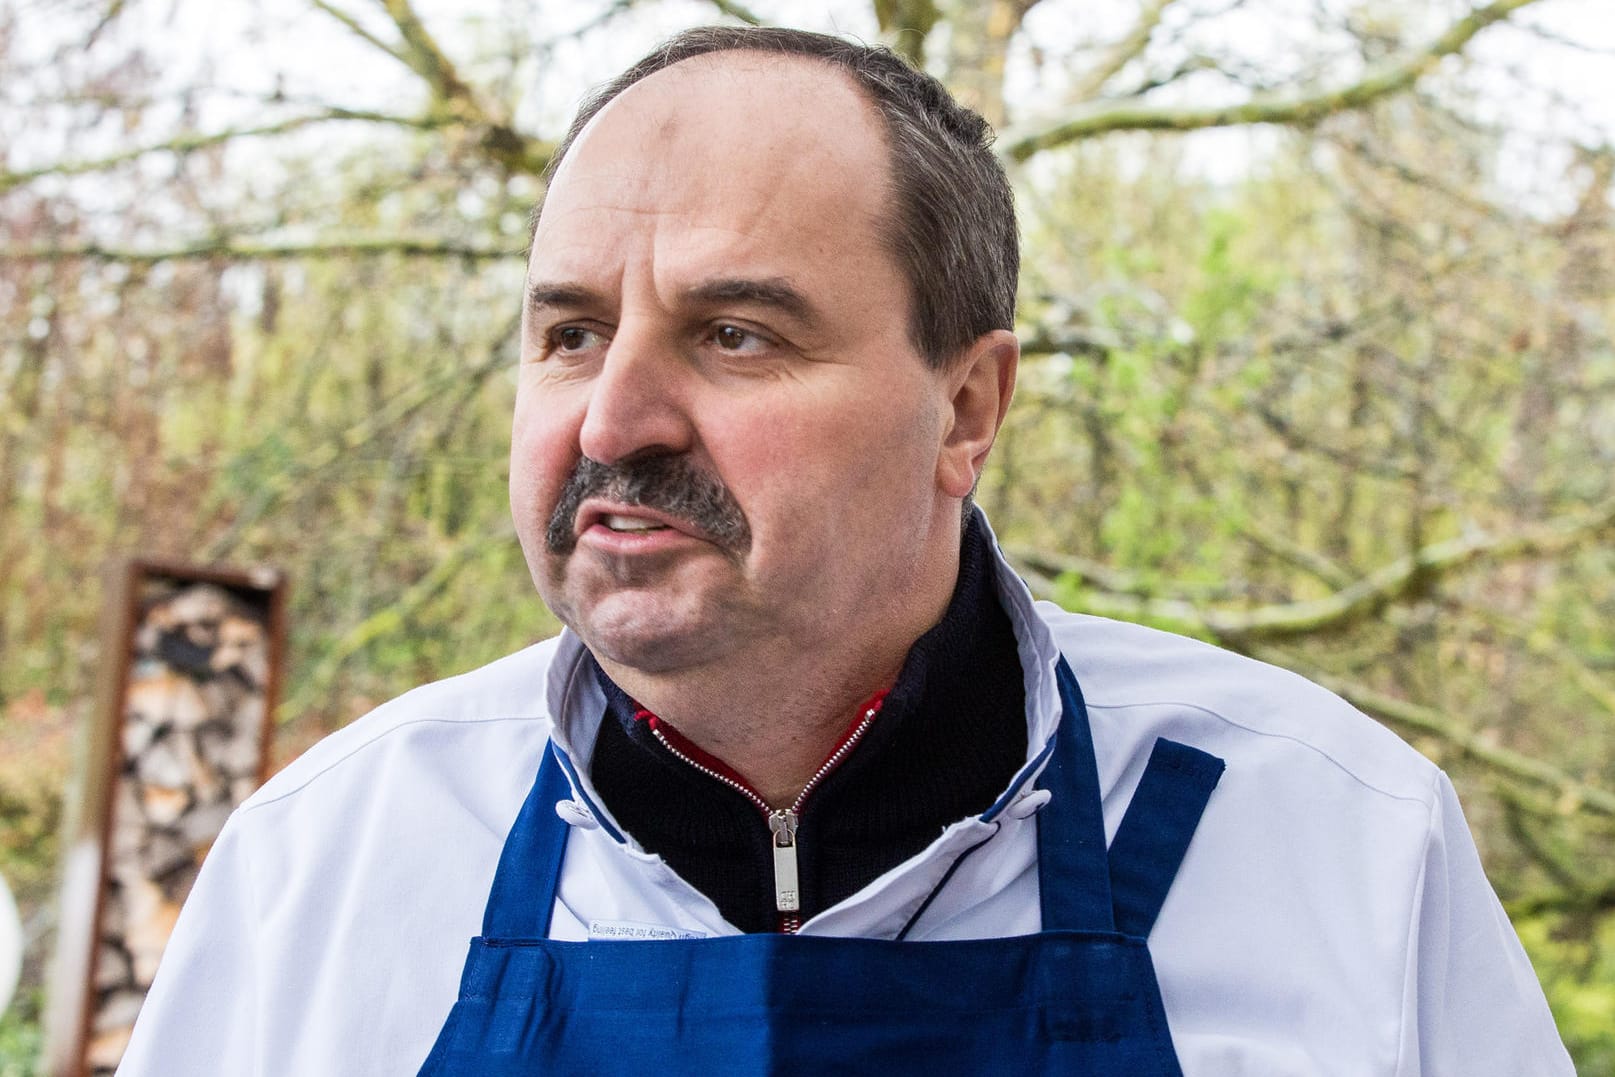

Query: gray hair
<box><xmin>539</xmin><ymin>26</ymin><xmax>1019</xmax><ymax>370</ymax></box>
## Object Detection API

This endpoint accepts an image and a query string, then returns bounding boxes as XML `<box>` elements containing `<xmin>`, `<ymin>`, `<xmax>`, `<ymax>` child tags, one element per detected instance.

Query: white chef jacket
<box><xmin>118</xmin><ymin>524</ymin><xmax>1572</xmax><ymax>1076</ymax></box>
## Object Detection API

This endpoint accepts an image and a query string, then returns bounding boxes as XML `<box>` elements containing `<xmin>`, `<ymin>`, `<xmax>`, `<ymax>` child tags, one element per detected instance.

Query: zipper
<box><xmin>650</xmin><ymin>699</ymin><xmax>881</xmax><ymax>933</ymax></box>
<box><xmin>768</xmin><ymin>810</ymin><xmax>800</xmax><ymax>930</ymax></box>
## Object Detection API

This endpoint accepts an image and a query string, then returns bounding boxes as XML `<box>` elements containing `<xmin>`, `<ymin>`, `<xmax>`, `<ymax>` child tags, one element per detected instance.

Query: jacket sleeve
<box><xmin>1400</xmin><ymin>771</ymin><xmax>1573</xmax><ymax>1076</ymax></box>
<box><xmin>116</xmin><ymin>815</ymin><xmax>260</xmax><ymax>1076</ymax></box>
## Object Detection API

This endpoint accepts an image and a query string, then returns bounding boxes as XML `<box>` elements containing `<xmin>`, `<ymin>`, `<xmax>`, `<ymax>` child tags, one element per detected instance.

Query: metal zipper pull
<box><xmin>769</xmin><ymin>809</ymin><xmax>801</xmax><ymax>913</ymax></box>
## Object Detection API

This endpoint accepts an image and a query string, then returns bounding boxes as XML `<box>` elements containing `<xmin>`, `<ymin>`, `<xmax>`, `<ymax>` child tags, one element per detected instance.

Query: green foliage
<box><xmin>1519</xmin><ymin>917</ymin><xmax>1615</xmax><ymax>1074</ymax></box>
<box><xmin>1180</xmin><ymin>206</ymin><xmax>1281</xmax><ymax>341</ymax></box>
<box><xmin>0</xmin><ymin>781</ymin><xmax>58</xmax><ymax>906</ymax></box>
<box><xmin>0</xmin><ymin>989</ymin><xmax>42</xmax><ymax>1077</ymax></box>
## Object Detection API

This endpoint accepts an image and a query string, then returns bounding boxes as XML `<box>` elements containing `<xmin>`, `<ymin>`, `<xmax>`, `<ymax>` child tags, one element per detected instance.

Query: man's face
<box><xmin>512</xmin><ymin>56</ymin><xmax>964</xmax><ymax>676</ymax></box>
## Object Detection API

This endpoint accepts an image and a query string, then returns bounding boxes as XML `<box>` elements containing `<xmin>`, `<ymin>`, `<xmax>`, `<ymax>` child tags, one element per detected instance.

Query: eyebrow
<box><xmin>684</xmin><ymin>277</ymin><xmax>819</xmax><ymax>326</ymax></box>
<box><xmin>526</xmin><ymin>281</ymin><xmax>601</xmax><ymax>317</ymax></box>
<box><xmin>525</xmin><ymin>276</ymin><xmax>822</xmax><ymax>327</ymax></box>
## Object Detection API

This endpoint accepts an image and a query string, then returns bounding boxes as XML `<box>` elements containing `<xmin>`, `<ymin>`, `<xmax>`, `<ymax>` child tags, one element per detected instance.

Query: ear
<box><xmin>936</xmin><ymin>329</ymin><xmax>1018</xmax><ymax>499</ymax></box>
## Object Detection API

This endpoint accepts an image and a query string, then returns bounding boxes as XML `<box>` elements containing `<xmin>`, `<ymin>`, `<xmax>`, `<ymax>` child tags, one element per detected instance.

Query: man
<box><xmin>121</xmin><ymin>26</ymin><xmax>1571</xmax><ymax>1075</ymax></box>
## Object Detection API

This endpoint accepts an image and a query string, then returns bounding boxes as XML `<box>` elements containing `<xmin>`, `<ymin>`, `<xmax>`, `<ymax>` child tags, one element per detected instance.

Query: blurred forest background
<box><xmin>2</xmin><ymin>0</ymin><xmax>1614</xmax><ymax>1070</ymax></box>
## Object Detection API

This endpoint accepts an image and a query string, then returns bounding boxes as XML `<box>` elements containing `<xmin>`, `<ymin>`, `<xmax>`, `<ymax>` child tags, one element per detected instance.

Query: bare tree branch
<box><xmin>375</xmin><ymin>0</ymin><xmax>553</xmax><ymax>174</ymax></box>
<box><xmin>1515</xmin><ymin>16</ymin><xmax>1615</xmax><ymax>56</ymax></box>
<box><xmin>1463</xmin><ymin>604</ymin><xmax>1615</xmax><ymax>718</ymax></box>
<box><xmin>83</xmin><ymin>0</ymin><xmax>130</xmax><ymax>51</ymax></box>
<box><xmin>941</xmin><ymin>0</ymin><xmax>1042</xmax><ymax>127</ymax></box>
<box><xmin>1254</xmin><ymin>403</ymin><xmax>1420</xmax><ymax>481</ymax></box>
<box><xmin>1235</xmin><ymin>523</ymin><xmax>1356</xmax><ymax>591</ymax></box>
<box><xmin>1324</xmin><ymin>127</ymin><xmax>1514</xmax><ymax>223</ymax></box>
<box><xmin>1004</xmin><ymin>545</ymin><xmax>1245</xmax><ymax>602</ymax></box>
<box><xmin>706</xmin><ymin>0</ymin><xmax>765</xmax><ymax>26</ymax></box>
<box><xmin>1000</xmin><ymin>0</ymin><xmax>1549</xmax><ymax>161</ymax></box>
<box><xmin>1258</xmin><ymin>651</ymin><xmax>1615</xmax><ymax>820</ymax></box>
<box><xmin>1501</xmin><ymin>793</ymin><xmax>1590</xmax><ymax>890</ymax></box>
<box><xmin>310</xmin><ymin>0</ymin><xmax>411</xmax><ymax>66</ymax></box>
<box><xmin>379</xmin><ymin>0</ymin><xmax>477</xmax><ymax>105</ymax></box>
<box><xmin>202</xmin><ymin>314</ymin><xmax>519</xmax><ymax>562</ymax></box>
<box><xmin>1121</xmin><ymin>54</ymin><xmax>1224</xmax><ymax>99</ymax></box>
<box><xmin>1506</xmin><ymin>879</ymin><xmax>1615</xmax><ymax>918</ymax></box>
<box><xmin>1018</xmin><ymin>326</ymin><xmax>1120</xmax><ymax>360</ymax></box>
<box><xmin>1041</xmin><ymin>494</ymin><xmax>1615</xmax><ymax>644</ymax></box>
<box><xmin>0</xmin><ymin>237</ymin><xmax>520</xmax><ymax>264</ymax></box>
<box><xmin>1009</xmin><ymin>566</ymin><xmax>1615</xmax><ymax>824</ymax></box>
<box><xmin>1068</xmin><ymin>0</ymin><xmax>1180</xmax><ymax>102</ymax></box>
<box><xmin>281</xmin><ymin>523</ymin><xmax>517</xmax><ymax>720</ymax></box>
<box><xmin>874</xmin><ymin>0</ymin><xmax>942</xmax><ymax>66</ymax></box>
<box><xmin>0</xmin><ymin>109</ymin><xmax>446</xmax><ymax>194</ymax></box>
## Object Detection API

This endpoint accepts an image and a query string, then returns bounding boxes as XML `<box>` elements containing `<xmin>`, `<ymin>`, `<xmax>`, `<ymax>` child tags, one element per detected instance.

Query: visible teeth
<box><xmin>604</xmin><ymin>514</ymin><xmax>667</xmax><ymax>532</ymax></box>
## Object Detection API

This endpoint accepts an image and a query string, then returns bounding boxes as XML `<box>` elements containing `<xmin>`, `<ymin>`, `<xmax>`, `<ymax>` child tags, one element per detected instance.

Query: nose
<box><xmin>576</xmin><ymin>322</ymin><xmax>697</xmax><ymax>465</ymax></box>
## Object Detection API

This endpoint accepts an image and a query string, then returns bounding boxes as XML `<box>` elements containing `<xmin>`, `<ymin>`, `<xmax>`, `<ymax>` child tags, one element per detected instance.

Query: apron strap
<box><xmin>481</xmin><ymin>741</ymin><xmax>573</xmax><ymax>939</ymax></box>
<box><xmin>1106</xmin><ymin>738</ymin><xmax>1225</xmax><ymax>938</ymax></box>
<box><xmin>1036</xmin><ymin>658</ymin><xmax>1117</xmax><ymax>932</ymax></box>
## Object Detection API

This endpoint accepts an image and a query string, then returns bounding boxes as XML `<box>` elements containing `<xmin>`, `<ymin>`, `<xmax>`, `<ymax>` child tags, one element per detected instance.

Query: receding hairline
<box><xmin>533</xmin><ymin>49</ymin><xmax>893</xmax><ymax>234</ymax></box>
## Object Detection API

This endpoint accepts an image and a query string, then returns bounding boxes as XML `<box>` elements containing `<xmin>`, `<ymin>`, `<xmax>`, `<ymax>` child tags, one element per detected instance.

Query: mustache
<box><xmin>545</xmin><ymin>455</ymin><xmax>752</xmax><ymax>555</ymax></box>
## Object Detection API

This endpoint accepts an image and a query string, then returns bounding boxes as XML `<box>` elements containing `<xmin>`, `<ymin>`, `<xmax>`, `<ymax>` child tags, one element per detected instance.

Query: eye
<box><xmin>709</xmin><ymin>323</ymin><xmax>769</xmax><ymax>355</ymax></box>
<box><xmin>548</xmin><ymin>325</ymin><xmax>606</xmax><ymax>356</ymax></box>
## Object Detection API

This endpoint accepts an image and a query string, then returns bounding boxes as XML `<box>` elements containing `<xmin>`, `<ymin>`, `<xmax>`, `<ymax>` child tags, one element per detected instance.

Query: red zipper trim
<box><xmin>633</xmin><ymin>690</ymin><xmax>887</xmax><ymax>816</ymax></box>
<box><xmin>635</xmin><ymin>690</ymin><xmax>888</xmax><ymax>932</ymax></box>
<box><xmin>635</xmin><ymin>709</ymin><xmax>754</xmax><ymax>793</ymax></box>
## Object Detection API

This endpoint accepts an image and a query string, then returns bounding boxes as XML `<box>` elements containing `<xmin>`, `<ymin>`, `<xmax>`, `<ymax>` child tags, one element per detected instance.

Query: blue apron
<box><xmin>419</xmin><ymin>659</ymin><xmax>1223</xmax><ymax>1075</ymax></box>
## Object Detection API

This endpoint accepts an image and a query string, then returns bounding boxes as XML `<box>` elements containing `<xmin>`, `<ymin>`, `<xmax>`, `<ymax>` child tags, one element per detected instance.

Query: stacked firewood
<box><xmin>87</xmin><ymin>583</ymin><xmax>270</xmax><ymax>1074</ymax></box>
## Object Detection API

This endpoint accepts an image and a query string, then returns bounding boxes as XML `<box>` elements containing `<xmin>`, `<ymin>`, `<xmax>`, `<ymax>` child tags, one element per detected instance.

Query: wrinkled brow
<box><xmin>525</xmin><ymin>282</ymin><xmax>600</xmax><ymax>317</ymax></box>
<box><xmin>525</xmin><ymin>277</ymin><xmax>822</xmax><ymax>326</ymax></box>
<box><xmin>684</xmin><ymin>277</ymin><xmax>819</xmax><ymax>325</ymax></box>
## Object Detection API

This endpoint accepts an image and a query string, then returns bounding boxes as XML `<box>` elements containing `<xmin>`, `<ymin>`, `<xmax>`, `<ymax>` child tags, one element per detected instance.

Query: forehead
<box><xmin>531</xmin><ymin>55</ymin><xmax>895</xmax><ymax>284</ymax></box>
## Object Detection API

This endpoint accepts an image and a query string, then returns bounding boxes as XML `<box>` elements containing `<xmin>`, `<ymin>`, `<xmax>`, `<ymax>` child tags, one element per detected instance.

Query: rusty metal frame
<box><xmin>44</xmin><ymin>559</ymin><xmax>287</xmax><ymax>1077</ymax></box>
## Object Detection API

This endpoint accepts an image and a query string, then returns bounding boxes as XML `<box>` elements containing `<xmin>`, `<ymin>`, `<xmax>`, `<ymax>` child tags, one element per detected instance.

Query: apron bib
<box><xmin>420</xmin><ymin>659</ymin><xmax>1223</xmax><ymax>1075</ymax></box>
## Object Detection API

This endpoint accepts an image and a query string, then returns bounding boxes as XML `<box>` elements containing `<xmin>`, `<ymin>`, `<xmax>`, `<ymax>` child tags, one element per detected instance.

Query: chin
<box><xmin>568</xmin><ymin>595</ymin><xmax>732</xmax><ymax>675</ymax></box>
<box><xmin>580</xmin><ymin>624</ymin><xmax>718</xmax><ymax>675</ymax></box>
<box><xmin>541</xmin><ymin>557</ymin><xmax>756</xmax><ymax>675</ymax></box>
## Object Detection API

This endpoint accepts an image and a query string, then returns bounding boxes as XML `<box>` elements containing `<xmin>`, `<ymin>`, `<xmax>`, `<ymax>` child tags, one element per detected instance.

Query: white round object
<box><xmin>0</xmin><ymin>870</ymin><xmax>20</xmax><ymax>1016</ymax></box>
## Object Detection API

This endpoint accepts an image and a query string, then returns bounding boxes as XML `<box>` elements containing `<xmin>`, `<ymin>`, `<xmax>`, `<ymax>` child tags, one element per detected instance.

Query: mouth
<box><xmin>599</xmin><ymin>513</ymin><xmax>670</xmax><ymax>534</ymax></box>
<box><xmin>575</xmin><ymin>502</ymin><xmax>701</xmax><ymax>543</ymax></box>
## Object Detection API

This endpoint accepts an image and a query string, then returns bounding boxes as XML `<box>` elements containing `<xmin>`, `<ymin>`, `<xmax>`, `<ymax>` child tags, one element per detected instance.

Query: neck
<box><xmin>593</xmin><ymin>536</ymin><xmax>962</xmax><ymax>808</ymax></box>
